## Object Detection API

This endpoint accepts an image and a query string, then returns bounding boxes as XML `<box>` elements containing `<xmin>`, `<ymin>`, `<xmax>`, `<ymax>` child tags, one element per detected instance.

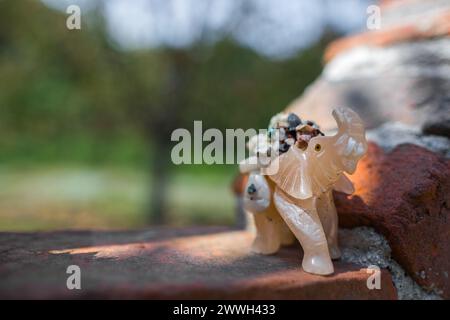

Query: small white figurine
<box><xmin>240</xmin><ymin>107</ymin><xmax>367</xmax><ymax>275</ymax></box>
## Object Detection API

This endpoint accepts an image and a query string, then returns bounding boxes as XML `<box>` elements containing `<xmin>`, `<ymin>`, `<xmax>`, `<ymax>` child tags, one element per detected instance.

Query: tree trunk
<box><xmin>147</xmin><ymin>49</ymin><xmax>192</xmax><ymax>225</ymax></box>
<box><xmin>148</xmin><ymin>136</ymin><xmax>171</xmax><ymax>225</ymax></box>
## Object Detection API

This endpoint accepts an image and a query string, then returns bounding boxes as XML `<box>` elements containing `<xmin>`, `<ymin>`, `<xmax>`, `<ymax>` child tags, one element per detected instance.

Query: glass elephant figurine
<box><xmin>239</xmin><ymin>107</ymin><xmax>367</xmax><ymax>275</ymax></box>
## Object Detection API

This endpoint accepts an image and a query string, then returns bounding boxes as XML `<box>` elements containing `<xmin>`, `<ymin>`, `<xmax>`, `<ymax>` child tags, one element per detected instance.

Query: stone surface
<box><xmin>339</xmin><ymin>227</ymin><xmax>441</xmax><ymax>300</ymax></box>
<box><xmin>0</xmin><ymin>227</ymin><xmax>397</xmax><ymax>299</ymax></box>
<box><xmin>334</xmin><ymin>143</ymin><xmax>450</xmax><ymax>298</ymax></box>
<box><xmin>366</xmin><ymin>122</ymin><xmax>450</xmax><ymax>158</ymax></box>
<box><xmin>287</xmin><ymin>38</ymin><xmax>450</xmax><ymax>136</ymax></box>
<box><xmin>324</xmin><ymin>0</ymin><xmax>450</xmax><ymax>62</ymax></box>
<box><xmin>286</xmin><ymin>0</ymin><xmax>450</xmax><ymax>137</ymax></box>
<box><xmin>422</xmin><ymin>97</ymin><xmax>450</xmax><ymax>137</ymax></box>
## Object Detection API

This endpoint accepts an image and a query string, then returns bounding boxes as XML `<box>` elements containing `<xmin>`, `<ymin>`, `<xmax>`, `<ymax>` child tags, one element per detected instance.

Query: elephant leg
<box><xmin>317</xmin><ymin>190</ymin><xmax>341</xmax><ymax>259</ymax></box>
<box><xmin>251</xmin><ymin>212</ymin><xmax>282</xmax><ymax>255</ymax></box>
<box><xmin>274</xmin><ymin>188</ymin><xmax>333</xmax><ymax>275</ymax></box>
<box><xmin>279</xmin><ymin>221</ymin><xmax>296</xmax><ymax>246</ymax></box>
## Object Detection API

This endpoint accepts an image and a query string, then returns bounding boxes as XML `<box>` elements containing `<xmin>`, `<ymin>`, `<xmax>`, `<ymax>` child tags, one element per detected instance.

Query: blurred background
<box><xmin>0</xmin><ymin>0</ymin><xmax>376</xmax><ymax>230</ymax></box>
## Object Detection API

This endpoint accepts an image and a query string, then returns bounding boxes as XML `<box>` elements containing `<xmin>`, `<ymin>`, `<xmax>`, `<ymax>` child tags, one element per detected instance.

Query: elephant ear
<box><xmin>265</xmin><ymin>107</ymin><xmax>366</xmax><ymax>199</ymax></box>
<box><xmin>263</xmin><ymin>145</ymin><xmax>314</xmax><ymax>199</ymax></box>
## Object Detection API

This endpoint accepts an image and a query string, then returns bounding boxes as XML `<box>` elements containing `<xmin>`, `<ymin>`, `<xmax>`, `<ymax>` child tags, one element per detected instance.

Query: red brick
<box><xmin>0</xmin><ymin>228</ymin><xmax>396</xmax><ymax>299</ymax></box>
<box><xmin>335</xmin><ymin>143</ymin><xmax>450</xmax><ymax>298</ymax></box>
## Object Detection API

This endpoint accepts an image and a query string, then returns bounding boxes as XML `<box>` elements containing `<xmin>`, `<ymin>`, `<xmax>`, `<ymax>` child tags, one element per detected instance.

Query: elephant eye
<box><xmin>314</xmin><ymin>144</ymin><xmax>322</xmax><ymax>152</ymax></box>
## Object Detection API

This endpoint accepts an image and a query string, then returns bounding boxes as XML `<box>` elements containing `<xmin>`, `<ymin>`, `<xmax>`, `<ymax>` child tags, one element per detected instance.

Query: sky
<box><xmin>41</xmin><ymin>0</ymin><xmax>377</xmax><ymax>60</ymax></box>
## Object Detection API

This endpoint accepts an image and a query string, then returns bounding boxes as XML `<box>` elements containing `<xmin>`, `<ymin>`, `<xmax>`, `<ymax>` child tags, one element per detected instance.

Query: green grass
<box><xmin>0</xmin><ymin>165</ymin><xmax>237</xmax><ymax>231</ymax></box>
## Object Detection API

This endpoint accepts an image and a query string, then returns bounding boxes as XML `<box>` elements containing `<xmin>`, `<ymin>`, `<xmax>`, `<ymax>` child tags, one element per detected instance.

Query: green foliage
<box><xmin>0</xmin><ymin>1</ymin><xmax>335</xmax><ymax>229</ymax></box>
<box><xmin>0</xmin><ymin>1</ymin><xmax>328</xmax><ymax>166</ymax></box>
<box><xmin>188</xmin><ymin>40</ymin><xmax>325</xmax><ymax>131</ymax></box>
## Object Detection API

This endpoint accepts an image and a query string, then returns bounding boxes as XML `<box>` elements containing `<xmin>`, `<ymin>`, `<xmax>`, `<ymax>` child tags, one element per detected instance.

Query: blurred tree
<box><xmin>115</xmin><ymin>1</ymin><xmax>252</xmax><ymax>224</ymax></box>
<box><xmin>105</xmin><ymin>0</ymin><xmax>333</xmax><ymax>224</ymax></box>
<box><xmin>0</xmin><ymin>0</ymin><xmax>332</xmax><ymax>225</ymax></box>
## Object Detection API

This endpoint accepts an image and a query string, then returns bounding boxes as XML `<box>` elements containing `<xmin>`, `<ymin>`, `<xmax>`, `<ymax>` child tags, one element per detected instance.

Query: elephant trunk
<box><xmin>332</xmin><ymin>107</ymin><xmax>368</xmax><ymax>174</ymax></box>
